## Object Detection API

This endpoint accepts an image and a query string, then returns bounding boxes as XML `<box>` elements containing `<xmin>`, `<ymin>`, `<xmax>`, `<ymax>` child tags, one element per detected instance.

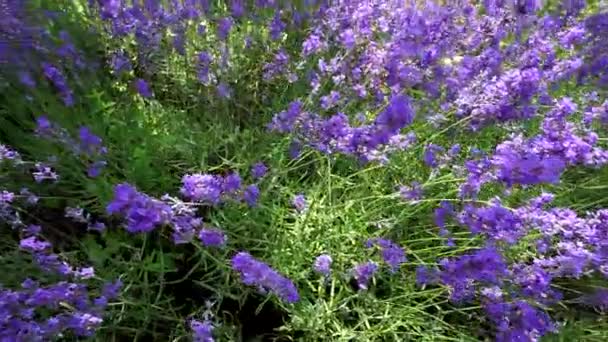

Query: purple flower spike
<box><xmin>313</xmin><ymin>254</ymin><xmax>332</xmax><ymax>276</ymax></box>
<box><xmin>243</xmin><ymin>184</ymin><xmax>260</xmax><ymax>207</ymax></box>
<box><xmin>366</xmin><ymin>238</ymin><xmax>406</xmax><ymax>272</ymax></box>
<box><xmin>134</xmin><ymin>78</ymin><xmax>152</xmax><ymax>98</ymax></box>
<box><xmin>352</xmin><ymin>261</ymin><xmax>378</xmax><ymax>290</ymax></box>
<box><xmin>191</xmin><ymin>319</ymin><xmax>215</xmax><ymax>342</ymax></box>
<box><xmin>292</xmin><ymin>194</ymin><xmax>307</xmax><ymax>213</ymax></box>
<box><xmin>251</xmin><ymin>162</ymin><xmax>268</xmax><ymax>180</ymax></box>
<box><xmin>180</xmin><ymin>174</ymin><xmax>223</xmax><ymax>204</ymax></box>
<box><xmin>199</xmin><ymin>228</ymin><xmax>227</xmax><ymax>247</ymax></box>
<box><xmin>231</xmin><ymin>252</ymin><xmax>299</xmax><ymax>303</ymax></box>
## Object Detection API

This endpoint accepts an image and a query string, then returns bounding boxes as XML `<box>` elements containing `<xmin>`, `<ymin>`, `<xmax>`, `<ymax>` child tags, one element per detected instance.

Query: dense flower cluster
<box><xmin>231</xmin><ymin>252</ymin><xmax>299</xmax><ymax>303</ymax></box>
<box><xmin>0</xmin><ymin>144</ymin><xmax>119</xmax><ymax>339</ymax></box>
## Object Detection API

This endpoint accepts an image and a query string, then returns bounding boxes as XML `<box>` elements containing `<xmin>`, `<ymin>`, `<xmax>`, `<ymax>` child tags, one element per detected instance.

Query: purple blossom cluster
<box><xmin>269</xmin><ymin>95</ymin><xmax>417</xmax><ymax>163</ymax></box>
<box><xmin>35</xmin><ymin>116</ymin><xmax>108</xmax><ymax>178</ymax></box>
<box><xmin>0</xmin><ymin>146</ymin><xmax>119</xmax><ymax>340</ymax></box>
<box><xmin>180</xmin><ymin>172</ymin><xmax>260</xmax><ymax>207</ymax></box>
<box><xmin>88</xmin><ymin>0</ymin><xmax>309</xmax><ymax>98</ymax></box>
<box><xmin>231</xmin><ymin>252</ymin><xmax>299</xmax><ymax>303</ymax></box>
<box><xmin>2</xmin><ymin>222</ymin><xmax>122</xmax><ymax>339</ymax></box>
<box><xmin>365</xmin><ymin>238</ymin><xmax>406</xmax><ymax>273</ymax></box>
<box><xmin>107</xmin><ymin>165</ymin><xmax>269</xmax><ymax>245</ymax></box>
<box><xmin>459</xmin><ymin>98</ymin><xmax>608</xmax><ymax>198</ymax></box>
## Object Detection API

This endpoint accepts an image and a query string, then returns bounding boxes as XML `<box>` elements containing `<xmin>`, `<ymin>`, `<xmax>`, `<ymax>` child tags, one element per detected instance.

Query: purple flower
<box><xmin>583</xmin><ymin>289</ymin><xmax>608</xmax><ymax>311</ymax></box>
<box><xmin>302</xmin><ymin>33</ymin><xmax>324</xmax><ymax>56</ymax></box>
<box><xmin>434</xmin><ymin>247</ymin><xmax>507</xmax><ymax>303</ymax></box>
<box><xmin>171</xmin><ymin>215</ymin><xmax>201</xmax><ymax>244</ymax></box>
<box><xmin>222</xmin><ymin>172</ymin><xmax>242</xmax><ymax>194</ymax></box>
<box><xmin>251</xmin><ymin>162</ymin><xmax>268</xmax><ymax>180</ymax></box>
<box><xmin>191</xmin><ymin>319</ymin><xmax>214</xmax><ymax>342</ymax></box>
<box><xmin>75</xmin><ymin>267</ymin><xmax>95</xmax><ymax>279</ymax></box>
<box><xmin>231</xmin><ymin>252</ymin><xmax>299</xmax><ymax>303</ymax></box>
<box><xmin>18</xmin><ymin>71</ymin><xmax>36</xmax><ymax>88</ymax></box>
<box><xmin>399</xmin><ymin>181</ymin><xmax>423</xmax><ymax>202</ymax></box>
<box><xmin>87</xmin><ymin>160</ymin><xmax>107</xmax><ymax>178</ymax></box>
<box><xmin>133</xmin><ymin>79</ymin><xmax>152</xmax><ymax>98</ymax></box>
<box><xmin>230</xmin><ymin>0</ymin><xmax>244</xmax><ymax>18</ymax></box>
<box><xmin>102</xmin><ymin>279</ymin><xmax>123</xmax><ymax>299</ymax></box>
<box><xmin>217</xmin><ymin>17</ymin><xmax>232</xmax><ymax>41</ymax></box>
<box><xmin>374</xmin><ymin>95</ymin><xmax>415</xmax><ymax>133</ymax></box>
<box><xmin>243</xmin><ymin>184</ymin><xmax>260</xmax><ymax>207</ymax></box>
<box><xmin>292</xmin><ymin>194</ymin><xmax>307</xmax><ymax>213</ymax></box>
<box><xmin>415</xmin><ymin>266</ymin><xmax>438</xmax><ymax>286</ymax></box>
<box><xmin>41</xmin><ymin>62</ymin><xmax>73</xmax><ymax>106</ymax></box>
<box><xmin>352</xmin><ymin>261</ymin><xmax>378</xmax><ymax>290</ymax></box>
<box><xmin>180</xmin><ymin>174</ymin><xmax>223</xmax><ymax>203</ymax></box>
<box><xmin>199</xmin><ymin>228</ymin><xmax>227</xmax><ymax>247</ymax></box>
<box><xmin>0</xmin><ymin>190</ymin><xmax>14</xmax><ymax>203</ymax></box>
<box><xmin>78</xmin><ymin>127</ymin><xmax>103</xmax><ymax>154</ymax></box>
<box><xmin>339</xmin><ymin>29</ymin><xmax>356</xmax><ymax>49</ymax></box>
<box><xmin>423</xmin><ymin>144</ymin><xmax>444</xmax><ymax>168</ymax></box>
<box><xmin>110</xmin><ymin>51</ymin><xmax>131</xmax><ymax>75</ymax></box>
<box><xmin>269</xmin><ymin>12</ymin><xmax>285</xmax><ymax>41</ymax></box>
<box><xmin>32</xmin><ymin>163</ymin><xmax>59</xmax><ymax>183</ymax></box>
<box><xmin>35</xmin><ymin>115</ymin><xmax>53</xmax><ymax>135</ymax></box>
<box><xmin>365</xmin><ymin>238</ymin><xmax>406</xmax><ymax>272</ymax></box>
<box><xmin>484</xmin><ymin>300</ymin><xmax>555</xmax><ymax>342</ymax></box>
<box><xmin>313</xmin><ymin>254</ymin><xmax>332</xmax><ymax>276</ymax></box>
<box><xmin>107</xmin><ymin>183</ymin><xmax>172</xmax><ymax>233</ymax></box>
<box><xmin>216</xmin><ymin>82</ymin><xmax>231</xmax><ymax>99</ymax></box>
<box><xmin>19</xmin><ymin>236</ymin><xmax>51</xmax><ymax>252</ymax></box>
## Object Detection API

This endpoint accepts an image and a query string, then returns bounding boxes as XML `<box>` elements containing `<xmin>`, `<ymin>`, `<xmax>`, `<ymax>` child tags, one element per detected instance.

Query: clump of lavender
<box><xmin>231</xmin><ymin>252</ymin><xmax>299</xmax><ymax>303</ymax></box>
<box><xmin>181</xmin><ymin>174</ymin><xmax>223</xmax><ymax>204</ymax></box>
<box><xmin>107</xmin><ymin>183</ymin><xmax>173</xmax><ymax>233</ymax></box>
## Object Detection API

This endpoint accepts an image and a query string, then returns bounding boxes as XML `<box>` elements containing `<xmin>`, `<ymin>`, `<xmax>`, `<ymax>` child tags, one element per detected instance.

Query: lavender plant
<box><xmin>1</xmin><ymin>0</ymin><xmax>608</xmax><ymax>341</ymax></box>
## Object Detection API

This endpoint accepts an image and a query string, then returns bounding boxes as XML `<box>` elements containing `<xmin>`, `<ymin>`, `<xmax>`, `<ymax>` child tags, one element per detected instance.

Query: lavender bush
<box><xmin>1</xmin><ymin>0</ymin><xmax>608</xmax><ymax>341</ymax></box>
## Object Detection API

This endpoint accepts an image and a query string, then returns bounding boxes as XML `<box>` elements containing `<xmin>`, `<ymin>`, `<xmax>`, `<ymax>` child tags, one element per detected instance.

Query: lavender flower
<box><xmin>243</xmin><ymin>184</ymin><xmax>260</xmax><ymax>207</ymax></box>
<box><xmin>191</xmin><ymin>319</ymin><xmax>214</xmax><ymax>342</ymax></box>
<box><xmin>133</xmin><ymin>78</ymin><xmax>152</xmax><ymax>98</ymax></box>
<box><xmin>32</xmin><ymin>163</ymin><xmax>59</xmax><ymax>183</ymax></box>
<box><xmin>217</xmin><ymin>17</ymin><xmax>232</xmax><ymax>41</ymax></box>
<box><xmin>251</xmin><ymin>162</ymin><xmax>268</xmax><ymax>180</ymax></box>
<box><xmin>399</xmin><ymin>181</ymin><xmax>423</xmax><ymax>202</ymax></box>
<box><xmin>365</xmin><ymin>238</ymin><xmax>406</xmax><ymax>272</ymax></box>
<box><xmin>313</xmin><ymin>254</ymin><xmax>332</xmax><ymax>276</ymax></box>
<box><xmin>352</xmin><ymin>261</ymin><xmax>378</xmax><ymax>290</ymax></box>
<box><xmin>180</xmin><ymin>174</ymin><xmax>223</xmax><ymax>204</ymax></box>
<box><xmin>292</xmin><ymin>194</ymin><xmax>307</xmax><ymax>213</ymax></box>
<box><xmin>107</xmin><ymin>183</ymin><xmax>172</xmax><ymax>233</ymax></box>
<box><xmin>222</xmin><ymin>172</ymin><xmax>242</xmax><ymax>194</ymax></box>
<box><xmin>199</xmin><ymin>228</ymin><xmax>227</xmax><ymax>247</ymax></box>
<box><xmin>231</xmin><ymin>252</ymin><xmax>299</xmax><ymax>303</ymax></box>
